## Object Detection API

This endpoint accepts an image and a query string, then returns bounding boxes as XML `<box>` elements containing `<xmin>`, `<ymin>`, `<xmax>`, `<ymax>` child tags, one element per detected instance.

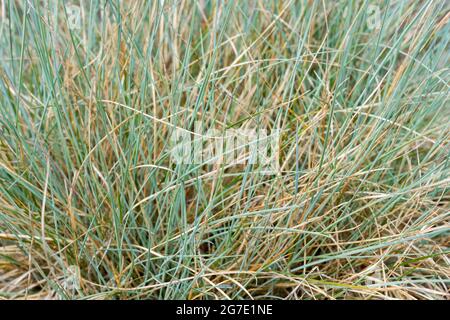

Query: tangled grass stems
<box><xmin>0</xmin><ymin>0</ymin><xmax>449</xmax><ymax>299</ymax></box>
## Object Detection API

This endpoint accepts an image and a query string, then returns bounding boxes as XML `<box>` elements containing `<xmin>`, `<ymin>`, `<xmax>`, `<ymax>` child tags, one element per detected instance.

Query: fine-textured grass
<box><xmin>0</xmin><ymin>0</ymin><xmax>449</xmax><ymax>300</ymax></box>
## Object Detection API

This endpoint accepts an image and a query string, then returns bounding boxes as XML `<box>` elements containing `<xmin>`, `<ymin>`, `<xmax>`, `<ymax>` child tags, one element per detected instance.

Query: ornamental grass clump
<box><xmin>0</xmin><ymin>0</ymin><xmax>448</xmax><ymax>299</ymax></box>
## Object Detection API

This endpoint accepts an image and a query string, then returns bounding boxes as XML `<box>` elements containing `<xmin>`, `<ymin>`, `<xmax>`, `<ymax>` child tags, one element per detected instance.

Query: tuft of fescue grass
<box><xmin>0</xmin><ymin>0</ymin><xmax>449</xmax><ymax>300</ymax></box>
